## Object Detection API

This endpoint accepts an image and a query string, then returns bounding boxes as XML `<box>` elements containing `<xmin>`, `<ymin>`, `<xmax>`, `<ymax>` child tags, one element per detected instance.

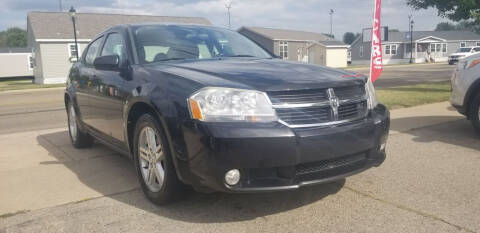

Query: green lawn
<box><xmin>377</xmin><ymin>81</ymin><xmax>451</xmax><ymax>110</ymax></box>
<box><xmin>0</xmin><ymin>78</ymin><xmax>64</xmax><ymax>92</ymax></box>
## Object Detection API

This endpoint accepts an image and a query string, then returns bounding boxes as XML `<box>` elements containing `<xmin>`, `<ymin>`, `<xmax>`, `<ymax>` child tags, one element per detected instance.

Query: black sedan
<box><xmin>65</xmin><ymin>23</ymin><xmax>390</xmax><ymax>204</ymax></box>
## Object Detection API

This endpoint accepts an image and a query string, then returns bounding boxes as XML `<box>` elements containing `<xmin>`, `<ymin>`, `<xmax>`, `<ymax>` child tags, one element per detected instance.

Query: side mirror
<box><xmin>94</xmin><ymin>55</ymin><xmax>120</xmax><ymax>70</ymax></box>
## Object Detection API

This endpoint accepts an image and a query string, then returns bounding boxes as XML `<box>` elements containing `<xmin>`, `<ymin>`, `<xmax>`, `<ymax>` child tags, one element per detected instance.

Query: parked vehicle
<box><xmin>451</xmin><ymin>53</ymin><xmax>480</xmax><ymax>134</ymax></box>
<box><xmin>65</xmin><ymin>24</ymin><xmax>390</xmax><ymax>204</ymax></box>
<box><xmin>448</xmin><ymin>47</ymin><xmax>480</xmax><ymax>65</ymax></box>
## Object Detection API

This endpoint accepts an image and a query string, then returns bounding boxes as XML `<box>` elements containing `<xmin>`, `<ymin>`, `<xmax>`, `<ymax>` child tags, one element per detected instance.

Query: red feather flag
<box><xmin>369</xmin><ymin>0</ymin><xmax>383</xmax><ymax>83</ymax></box>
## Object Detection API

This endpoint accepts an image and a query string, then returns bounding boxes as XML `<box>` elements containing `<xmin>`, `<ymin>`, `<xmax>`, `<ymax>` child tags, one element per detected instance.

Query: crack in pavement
<box><xmin>343</xmin><ymin>186</ymin><xmax>474</xmax><ymax>233</ymax></box>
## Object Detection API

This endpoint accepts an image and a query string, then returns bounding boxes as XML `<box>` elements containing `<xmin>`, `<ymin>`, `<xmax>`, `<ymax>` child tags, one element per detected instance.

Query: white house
<box><xmin>27</xmin><ymin>11</ymin><xmax>211</xmax><ymax>84</ymax></box>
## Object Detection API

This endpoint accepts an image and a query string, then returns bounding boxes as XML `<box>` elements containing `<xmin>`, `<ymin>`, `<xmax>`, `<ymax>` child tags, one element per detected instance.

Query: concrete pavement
<box><xmin>1</xmin><ymin>101</ymin><xmax>479</xmax><ymax>232</ymax></box>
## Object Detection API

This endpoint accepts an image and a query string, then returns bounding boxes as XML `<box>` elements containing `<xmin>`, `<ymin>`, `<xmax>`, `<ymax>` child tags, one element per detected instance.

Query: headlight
<box><xmin>365</xmin><ymin>80</ymin><xmax>378</xmax><ymax>109</ymax></box>
<box><xmin>188</xmin><ymin>87</ymin><xmax>277</xmax><ymax>122</ymax></box>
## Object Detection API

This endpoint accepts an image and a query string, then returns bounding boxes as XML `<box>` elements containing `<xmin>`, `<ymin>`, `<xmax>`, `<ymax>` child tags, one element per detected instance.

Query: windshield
<box><xmin>457</xmin><ymin>48</ymin><xmax>471</xmax><ymax>53</ymax></box>
<box><xmin>133</xmin><ymin>25</ymin><xmax>272</xmax><ymax>63</ymax></box>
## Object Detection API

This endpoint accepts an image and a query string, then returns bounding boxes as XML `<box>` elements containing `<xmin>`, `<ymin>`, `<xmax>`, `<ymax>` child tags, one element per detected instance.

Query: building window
<box><xmin>279</xmin><ymin>41</ymin><xmax>288</xmax><ymax>59</ymax></box>
<box><xmin>67</xmin><ymin>43</ymin><xmax>81</xmax><ymax>59</ymax></box>
<box><xmin>460</xmin><ymin>42</ymin><xmax>467</xmax><ymax>48</ymax></box>
<box><xmin>359</xmin><ymin>45</ymin><xmax>364</xmax><ymax>57</ymax></box>
<box><xmin>385</xmin><ymin>45</ymin><xmax>390</xmax><ymax>55</ymax></box>
<box><xmin>27</xmin><ymin>55</ymin><xmax>34</xmax><ymax>70</ymax></box>
<box><xmin>391</xmin><ymin>45</ymin><xmax>397</xmax><ymax>55</ymax></box>
<box><xmin>430</xmin><ymin>43</ymin><xmax>447</xmax><ymax>53</ymax></box>
<box><xmin>477</xmin><ymin>42</ymin><xmax>480</xmax><ymax>46</ymax></box>
<box><xmin>384</xmin><ymin>44</ymin><xmax>397</xmax><ymax>55</ymax></box>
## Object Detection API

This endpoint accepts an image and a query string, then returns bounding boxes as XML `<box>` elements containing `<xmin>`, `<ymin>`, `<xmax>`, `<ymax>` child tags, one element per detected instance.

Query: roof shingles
<box><xmin>240</xmin><ymin>26</ymin><xmax>342</xmax><ymax>43</ymax></box>
<box><xmin>28</xmin><ymin>11</ymin><xmax>212</xmax><ymax>40</ymax></box>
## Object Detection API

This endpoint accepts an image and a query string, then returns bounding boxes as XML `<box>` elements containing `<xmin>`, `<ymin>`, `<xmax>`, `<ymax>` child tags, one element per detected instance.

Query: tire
<box><xmin>133</xmin><ymin>113</ymin><xmax>186</xmax><ymax>205</ymax></box>
<box><xmin>67</xmin><ymin>102</ymin><xmax>94</xmax><ymax>148</ymax></box>
<box><xmin>469</xmin><ymin>93</ymin><xmax>480</xmax><ymax>135</ymax></box>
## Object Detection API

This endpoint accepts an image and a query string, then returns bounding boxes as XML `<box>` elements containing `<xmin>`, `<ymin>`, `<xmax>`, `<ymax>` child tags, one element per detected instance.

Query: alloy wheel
<box><xmin>138</xmin><ymin>126</ymin><xmax>165</xmax><ymax>192</ymax></box>
<box><xmin>69</xmin><ymin>105</ymin><xmax>77</xmax><ymax>141</ymax></box>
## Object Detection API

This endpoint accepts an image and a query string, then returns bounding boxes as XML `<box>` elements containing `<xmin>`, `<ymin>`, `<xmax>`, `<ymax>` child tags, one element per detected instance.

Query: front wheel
<box><xmin>133</xmin><ymin>114</ymin><xmax>186</xmax><ymax>205</ymax></box>
<box><xmin>469</xmin><ymin>93</ymin><xmax>480</xmax><ymax>135</ymax></box>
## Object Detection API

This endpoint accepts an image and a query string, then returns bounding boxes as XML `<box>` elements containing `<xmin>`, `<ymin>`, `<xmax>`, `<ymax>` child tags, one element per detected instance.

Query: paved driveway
<box><xmin>1</xmin><ymin>101</ymin><xmax>479</xmax><ymax>233</ymax></box>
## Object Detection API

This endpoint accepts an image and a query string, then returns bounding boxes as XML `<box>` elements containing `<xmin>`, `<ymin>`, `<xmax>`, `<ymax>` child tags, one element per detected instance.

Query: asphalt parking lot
<box><xmin>2</xmin><ymin>63</ymin><xmax>479</xmax><ymax>233</ymax></box>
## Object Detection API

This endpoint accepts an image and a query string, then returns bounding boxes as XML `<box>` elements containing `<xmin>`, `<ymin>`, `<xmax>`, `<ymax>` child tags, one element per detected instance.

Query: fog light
<box><xmin>380</xmin><ymin>143</ymin><xmax>386</xmax><ymax>151</ymax></box>
<box><xmin>225</xmin><ymin>169</ymin><xmax>241</xmax><ymax>186</ymax></box>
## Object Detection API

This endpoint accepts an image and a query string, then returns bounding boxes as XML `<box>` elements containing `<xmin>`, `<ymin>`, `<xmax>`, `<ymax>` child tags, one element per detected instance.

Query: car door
<box><xmin>76</xmin><ymin>36</ymin><xmax>104</xmax><ymax>126</ymax></box>
<box><xmin>88</xmin><ymin>32</ymin><xmax>129</xmax><ymax>143</ymax></box>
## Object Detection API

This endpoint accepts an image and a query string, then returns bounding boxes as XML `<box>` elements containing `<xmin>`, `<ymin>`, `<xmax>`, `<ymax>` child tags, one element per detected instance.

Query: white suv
<box><xmin>448</xmin><ymin>47</ymin><xmax>480</xmax><ymax>65</ymax></box>
<box><xmin>451</xmin><ymin>53</ymin><xmax>480</xmax><ymax>134</ymax></box>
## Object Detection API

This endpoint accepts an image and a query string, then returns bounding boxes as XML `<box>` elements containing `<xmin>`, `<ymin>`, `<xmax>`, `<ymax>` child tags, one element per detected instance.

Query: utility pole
<box><xmin>225</xmin><ymin>2</ymin><xmax>232</xmax><ymax>29</ymax></box>
<box><xmin>59</xmin><ymin>0</ymin><xmax>63</xmax><ymax>12</ymax></box>
<box><xmin>329</xmin><ymin>9</ymin><xmax>334</xmax><ymax>37</ymax></box>
<box><xmin>408</xmin><ymin>15</ymin><xmax>414</xmax><ymax>64</ymax></box>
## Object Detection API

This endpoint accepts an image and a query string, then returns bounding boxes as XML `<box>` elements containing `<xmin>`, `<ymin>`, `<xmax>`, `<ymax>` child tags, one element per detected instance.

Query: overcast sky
<box><xmin>0</xmin><ymin>0</ymin><xmax>449</xmax><ymax>39</ymax></box>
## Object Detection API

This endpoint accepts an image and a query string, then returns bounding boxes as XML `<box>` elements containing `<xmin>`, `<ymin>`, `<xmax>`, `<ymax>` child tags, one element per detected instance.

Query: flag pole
<box><xmin>369</xmin><ymin>0</ymin><xmax>377</xmax><ymax>84</ymax></box>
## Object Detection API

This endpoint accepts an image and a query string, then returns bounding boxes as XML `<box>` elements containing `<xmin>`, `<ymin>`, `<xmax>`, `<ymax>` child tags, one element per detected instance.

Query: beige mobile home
<box><xmin>238</xmin><ymin>27</ymin><xmax>349</xmax><ymax>68</ymax></box>
<box><xmin>27</xmin><ymin>12</ymin><xmax>211</xmax><ymax>84</ymax></box>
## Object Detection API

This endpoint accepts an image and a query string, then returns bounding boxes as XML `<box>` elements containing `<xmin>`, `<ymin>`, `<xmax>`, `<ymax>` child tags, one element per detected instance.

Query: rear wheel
<box><xmin>133</xmin><ymin>114</ymin><xmax>186</xmax><ymax>205</ymax></box>
<box><xmin>67</xmin><ymin>102</ymin><xmax>94</xmax><ymax>148</ymax></box>
<box><xmin>469</xmin><ymin>93</ymin><xmax>480</xmax><ymax>135</ymax></box>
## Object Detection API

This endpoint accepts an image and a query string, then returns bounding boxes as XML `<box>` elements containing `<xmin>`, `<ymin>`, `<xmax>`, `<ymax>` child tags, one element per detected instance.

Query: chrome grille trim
<box><xmin>268</xmin><ymin>85</ymin><xmax>368</xmax><ymax>128</ymax></box>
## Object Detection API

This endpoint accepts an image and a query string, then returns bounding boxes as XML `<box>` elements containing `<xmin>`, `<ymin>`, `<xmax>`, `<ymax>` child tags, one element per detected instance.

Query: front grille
<box><xmin>275</xmin><ymin>106</ymin><xmax>330</xmax><ymax>125</ymax></box>
<box><xmin>268</xmin><ymin>85</ymin><xmax>368</xmax><ymax>127</ymax></box>
<box><xmin>334</xmin><ymin>86</ymin><xmax>366</xmax><ymax>99</ymax></box>
<box><xmin>295</xmin><ymin>153</ymin><xmax>367</xmax><ymax>182</ymax></box>
<box><xmin>338</xmin><ymin>101</ymin><xmax>368</xmax><ymax>120</ymax></box>
<box><xmin>268</xmin><ymin>89</ymin><xmax>328</xmax><ymax>104</ymax></box>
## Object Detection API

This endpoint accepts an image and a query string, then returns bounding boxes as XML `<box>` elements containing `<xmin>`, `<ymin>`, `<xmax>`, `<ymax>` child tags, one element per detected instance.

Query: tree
<box><xmin>0</xmin><ymin>27</ymin><xmax>27</xmax><ymax>48</ymax></box>
<box><xmin>433</xmin><ymin>21</ymin><xmax>480</xmax><ymax>33</ymax></box>
<box><xmin>0</xmin><ymin>31</ymin><xmax>6</xmax><ymax>47</ymax></box>
<box><xmin>407</xmin><ymin>0</ymin><xmax>480</xmax><ymax>23</ymax></box>
<box><xmin>456</xmin><ymin>20</ymin><xmax>480</xmax><ymax>33</ymax></box>
<box><xmin>435</xmin><ymin>22</ymin><xmax>457</xmax><ymax>31</ymax></box>
<box><xmin>343</xmin><ymin>32</ymin><xmax>357</xmax><ymax>44</ymax></box>
<box><xmin>389</xmin><ymin>29</ymin><xmax>400</xmax><ymax>32</ymax></box>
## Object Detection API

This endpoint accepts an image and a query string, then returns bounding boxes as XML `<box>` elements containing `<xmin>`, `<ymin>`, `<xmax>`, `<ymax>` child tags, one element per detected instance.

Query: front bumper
<box><xmin>449</xmin><ymin>58</ymin><xmax>459</xmax><ymax>64</ymax></box>
<box><xmin>180</xmin><ymin>104</ymin><xmax>390</xmax><ymax>192</ymax></box>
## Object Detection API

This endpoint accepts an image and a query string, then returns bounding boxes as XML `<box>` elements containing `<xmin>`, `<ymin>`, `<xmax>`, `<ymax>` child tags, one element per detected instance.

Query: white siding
<box><xmin>36</xmin><ymin>42</ymin><xmax>87</xmax><ymax>84</ymax></box>
<box><xmin>0</xmin><ymin>53</ymin><xmax>33</xmax><ymax>78</ymax></box>
<box><xmin>325</xmin><ymin>48</ymin><xmax>348</xmax><ymax>68</ymax></box>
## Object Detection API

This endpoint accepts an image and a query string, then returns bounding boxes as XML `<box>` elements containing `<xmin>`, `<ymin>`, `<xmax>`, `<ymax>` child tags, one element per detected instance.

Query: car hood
<box><xmin>159</xmin><ymin>58</ymin><xmax>366</xmax><ymax>92</ymax></box>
